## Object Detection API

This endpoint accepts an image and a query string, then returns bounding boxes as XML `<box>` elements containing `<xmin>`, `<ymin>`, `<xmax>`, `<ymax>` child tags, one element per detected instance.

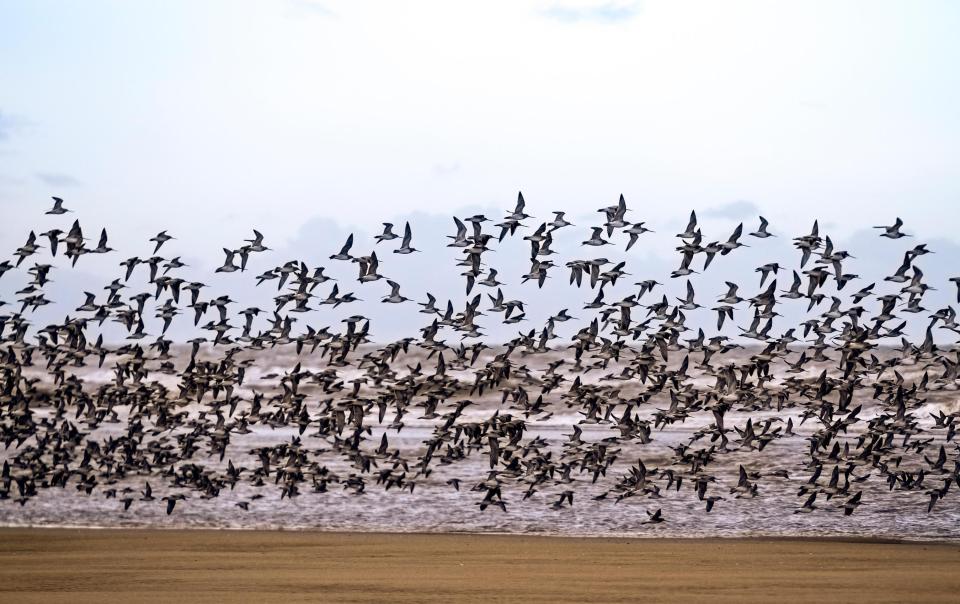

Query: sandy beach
<box><xmin>0</xmin><ymin>529</ymin><xmax>957</xmax><ymax>603</ymax></box>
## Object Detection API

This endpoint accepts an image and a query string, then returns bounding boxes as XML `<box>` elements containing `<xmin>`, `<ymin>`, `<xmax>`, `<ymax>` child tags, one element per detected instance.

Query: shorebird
<box><xmin>216</xmin><ymin>248</ymin><xmax>239</xmax><ymax>273</ymax></box>
<box><xmin>447</xmin><ymin>217</ymin><xmax>470</xmax><ymax>247</ymax></box>
<box><xmin>582</xmin><ymin>227</ymin><xmax>611</xmax><ymax>247</ymax></box>
<box><xmin>600</xmin><ymin>194</ymin><xmax>629</xmax><ymax>235</ymax></box>
<box><xmin>382</xmin><ymin>280</ymin><xmax>409</xmax><ymax>303</ymax></box>
<box><xmin>718</xmin><ymin>223</ymin><xmax>746</xmax><ymax>255</ymax></box>
<box><xmin>0</xmin><ymin>194</ymin><xmax>956</xmax><ymax>534</ymax></box>
<box><xmin>14</xmin><ymin>232</ymin><xmax>42</xmax><ymax>266</ymax></box>
<box><xmin>676</xmin><ymin>210</ymin><xmax>698</xmax><ymax>239</ymax></box>
<box><xmin>394</xmin><ymin>222</ymin><xmax>418</xmax><ymax>254</ymax></box>
<box><xmin>548</xmin><ymin>211</ymin><xmax>573</xmax><ymax>230</ymax></box>
<box><xmin>355</xmin><ymin>251</ymin><xmax>384</xmax><ymax>283</ymax></box>
<box><xmin>244</xmin><ymin>230</ymin><xmax>270</xmax><ymax>252</ymax></box>
<box><xmin>624</xmin><ymin>222</ymin><xmax>653</xmax><ymax>251</ymax></box>
<box><xmin>875</xmin><ymin>217</ymin><xmax>911</xmax><ymax>239</ymax></box>
<box><xmin>330</xmin><ymin>234</ymin><xmax>355</xmax><ymax>260</ymax></box>
<box><xmin>749</xmin><ymin>216</ymin><xmax>774</xmax><ymax>238</ymax></box>
<box><xmin>91</xmin><ymin>228</ymin><xmax>113</xmax><ymax>254</ymax></box>
<box><xmin>150</xmin><ymin>231</ymin><xmax>174</xmax><ymax>253</ymax></box>
<box><xmin>375</xmin><ymin>223</ymin><xmax>399</xmax><ymax>244</ymax></box>
<box><xmin>45</xmin><ymin>197</ymin><xmax>71</xmax><ymax>215</ymax></box>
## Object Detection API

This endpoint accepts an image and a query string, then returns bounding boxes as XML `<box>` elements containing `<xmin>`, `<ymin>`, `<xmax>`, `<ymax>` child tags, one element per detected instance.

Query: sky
<box><xmin>1</xmin><ymin>1</ymin><xmax>959</xmax><ymax>341</ymax></box>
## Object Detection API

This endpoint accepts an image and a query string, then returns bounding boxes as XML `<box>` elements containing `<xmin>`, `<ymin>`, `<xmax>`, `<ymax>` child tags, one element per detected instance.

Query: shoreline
<box><xmin>1</xmin><ymin>524</ymin><xmax>956</xmax><ymax>545</ymax></box>
<box><xmin>2</xmin><ymin>528</ymin><xmax>959</xmax><ymax>602</ymax></box>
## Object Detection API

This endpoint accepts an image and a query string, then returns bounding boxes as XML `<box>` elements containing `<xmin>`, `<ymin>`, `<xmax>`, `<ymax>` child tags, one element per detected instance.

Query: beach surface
<box><xmin>1</xmin><ymin>529</ymin><xmax>958</xmax><ymax>603</ymax></box>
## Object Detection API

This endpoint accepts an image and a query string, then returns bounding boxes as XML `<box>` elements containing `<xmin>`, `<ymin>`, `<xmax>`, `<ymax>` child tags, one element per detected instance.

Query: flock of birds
<box><xmin>0</xmin><ymin>193</ymin><xmax>959</xmax><ymax>528</ymax></box>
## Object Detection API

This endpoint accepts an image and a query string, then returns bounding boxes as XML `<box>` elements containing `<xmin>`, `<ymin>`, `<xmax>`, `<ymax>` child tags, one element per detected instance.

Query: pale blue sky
<box><xmin>1</xmin><ymin>0</ymin><xmax>958</xmax><ymax>259</ymax></box>
<box><xmin>1</xmin><ymin>1</ymin><xmax>959</xmax><ymax>342</ymax></box>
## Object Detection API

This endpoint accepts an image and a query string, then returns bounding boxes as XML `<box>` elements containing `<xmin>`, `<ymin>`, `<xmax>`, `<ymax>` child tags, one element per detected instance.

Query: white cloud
<box><xmin>541</xmin><ymin>1</ymin><xmax>642</xmax><ymax>23</ymax></box>
<box><xmin>703</xmin><ymin>200</ymin><xmax>760</xmax><ymax>220</ymax></box>
<box><xmin>36</xmin><ymin>172</ymin><xmax>81</xmax><ymax>187</ymax></box>
<box><xmin>0</xmin><ymin>0</ymin><xmax>957</xmax><ymax>252</ymax></box>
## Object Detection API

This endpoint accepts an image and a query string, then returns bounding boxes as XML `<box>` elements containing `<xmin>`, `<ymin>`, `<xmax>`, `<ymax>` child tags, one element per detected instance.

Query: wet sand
<box><xmin>0</xmin><ymin>529</ymin><xmax>958</xmax><ymax>603</ymax></box>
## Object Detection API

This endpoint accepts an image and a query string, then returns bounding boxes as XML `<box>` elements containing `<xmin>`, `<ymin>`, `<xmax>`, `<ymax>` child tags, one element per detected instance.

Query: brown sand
<box><xmin>0</xmin><ymin>529</ymin><xmax>958</xmax><ymax>603</ymax></box>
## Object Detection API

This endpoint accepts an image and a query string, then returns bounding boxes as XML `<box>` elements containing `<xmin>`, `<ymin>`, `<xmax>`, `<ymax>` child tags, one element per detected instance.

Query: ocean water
<box><xmin>2</xmin><ymin>347</ymin><xmax>958</xmax><ymax>540</ymax></box>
